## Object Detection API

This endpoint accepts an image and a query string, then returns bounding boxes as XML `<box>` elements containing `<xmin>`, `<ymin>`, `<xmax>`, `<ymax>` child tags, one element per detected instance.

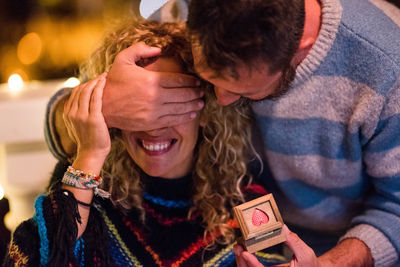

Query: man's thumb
<box><xmin>120</xmin><ymin>42</ymin><xmax>162</xmax><ymax>63</ymax></box>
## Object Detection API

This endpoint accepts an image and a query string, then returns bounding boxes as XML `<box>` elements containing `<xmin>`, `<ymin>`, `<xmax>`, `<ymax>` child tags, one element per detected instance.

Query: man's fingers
<box><xmin>158</xmin><ymin>72</ymin><xmax>201</xmax><ymax>89</ymax></box>
<box><xmin>161</xmin><ymin>99</ymin><xmax>204</xmax><ymax>116</ymax></box>
<box><xmin>157</xmin><ymin>112</ymin><xmax>198</xmax><ymax>129</ymax></box>
<box><xmin>161</xmin><ymin>87</ymin><xmax>205</xmax><ymax>104</ymax></box>
<box><xmin>118</xmin><ymin>42</ymin><xmax>161</xmax><ymax>63</ymax></box>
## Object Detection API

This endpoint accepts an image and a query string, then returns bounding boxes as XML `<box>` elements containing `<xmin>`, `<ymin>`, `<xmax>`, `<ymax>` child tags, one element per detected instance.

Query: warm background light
<box><xmin>7</xmin><ymin>74</ymin><xmax>24</xmax><ymax>93</ymax></box>
<box><xmin>0</xmin><ymin>185</ymin><xmax>4</xmax><ymax>200</ymax></box>
<box><xmin>17</xmin><ymin>32</ymin><xmax>43</xmax><ymax>65</ymax></box>
<box><xmin>63</xmin><ymin>77</ymin><xmax>80</xmax><ymax>88</ymax></box>
<box><xmin>0</xmin><ymin>0</ymin><xmax>141</xmax><ymax>84</ymax></box>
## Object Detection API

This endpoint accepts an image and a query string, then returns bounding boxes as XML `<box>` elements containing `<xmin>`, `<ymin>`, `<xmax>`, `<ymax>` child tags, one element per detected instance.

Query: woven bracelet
<box><xmin>62</xmin><ymin>166</ymin><xmax>110</xmax><ymax>198</ymax></box>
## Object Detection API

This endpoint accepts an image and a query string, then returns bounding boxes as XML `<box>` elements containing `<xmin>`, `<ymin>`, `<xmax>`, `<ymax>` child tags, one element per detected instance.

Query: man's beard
<box><xmin>232</xmin><ymin>65</ymin><xmax>297</xmax><ymax>107</ymax></box>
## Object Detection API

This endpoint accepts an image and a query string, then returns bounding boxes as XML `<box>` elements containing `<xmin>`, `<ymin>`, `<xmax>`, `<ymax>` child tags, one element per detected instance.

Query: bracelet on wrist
<box><xmin>62</xmin><ymin>166</ymin><xmax>110</xmax><ymax>198</ymax></box>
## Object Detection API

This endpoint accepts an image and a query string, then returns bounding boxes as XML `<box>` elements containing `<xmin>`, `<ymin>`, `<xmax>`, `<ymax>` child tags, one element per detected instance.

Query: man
<box><xmin>47</xmin><ymin>0</ymin><xmax>400</xmax><ymax>266</ymax></box>
<box><xmin>186</xmin><ymin>1</ymin><xmax>400</xmax><ymax>266</ymax></box>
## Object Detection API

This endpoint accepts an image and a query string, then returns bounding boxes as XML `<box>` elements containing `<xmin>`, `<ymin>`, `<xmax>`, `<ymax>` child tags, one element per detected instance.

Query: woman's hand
<box><xmin>275</xmin><ymin>225</ymin><xmax>320</xmax><ymax>267</ymax></box>
<box><xmin>63</xmin><ymin>73</ymin><xmax>110</xmax><ymax>171</ymax></box>
<box><xmin>234</xmin><ymin>244</ymin><xmax>264</xmax><ymax>267</ymax></box>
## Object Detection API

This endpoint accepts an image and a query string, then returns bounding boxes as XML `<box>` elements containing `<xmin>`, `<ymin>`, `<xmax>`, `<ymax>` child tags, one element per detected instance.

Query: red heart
<box><xmin>252</xmin><ymin>208</ymin><xmax>269</xmax><ymax>226</ymax></box>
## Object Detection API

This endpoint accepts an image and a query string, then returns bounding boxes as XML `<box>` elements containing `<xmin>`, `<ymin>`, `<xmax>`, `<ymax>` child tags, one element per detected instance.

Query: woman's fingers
<box><xmin>89</xmin><ymin>73</ymin><xmax>107</xmax><ymax>115</ymax></box>
<box><xmin>63</xmin><ymin>73</ymin><xmax>108</xmax><ymax>149</ymax></box>
<box><xmin>234</xmin><ymin>244</ymin><xmax>265</xmax><ymax>267</ymax></box>
<box><xmin>283</xmin><ymin>225</ymin><xmax>318</xmax><ymax>267</ymax></box>
<box><xmin>65</xmin><ymin>82</ymin><xmax>82</xmax><ymax>115</ymax></box>
<box><xmin>234</xmin><ymin>245</ymin><xmax>249</xmax><ymax>267</ymax></box>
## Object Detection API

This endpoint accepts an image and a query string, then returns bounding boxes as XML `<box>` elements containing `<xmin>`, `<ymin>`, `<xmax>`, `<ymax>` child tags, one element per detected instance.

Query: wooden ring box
<box><xmin>233</xmin><ymin>194</ymin><xmax>286</xmax><ymax>253</ymax></box>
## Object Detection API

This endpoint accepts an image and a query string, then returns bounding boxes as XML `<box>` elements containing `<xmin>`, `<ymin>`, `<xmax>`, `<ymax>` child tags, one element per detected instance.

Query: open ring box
<box><xmin>233</xmin><ymin>194</ymin><xmax>286</xmax><ymax>253</ymax></box>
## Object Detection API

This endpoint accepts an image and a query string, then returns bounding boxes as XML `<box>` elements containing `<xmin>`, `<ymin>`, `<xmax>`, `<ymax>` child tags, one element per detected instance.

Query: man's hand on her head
<box><xmin>103</xmin><ymin>42</ymin><xmax>204</xmax><ymax>131</ymax></box>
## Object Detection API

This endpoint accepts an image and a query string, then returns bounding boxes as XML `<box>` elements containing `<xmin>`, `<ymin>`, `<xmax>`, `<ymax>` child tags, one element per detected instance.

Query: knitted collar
<box><xmin>140</xmin><ymin>171</ymin><xmax>193</xmax><ymax>201</ymax></box>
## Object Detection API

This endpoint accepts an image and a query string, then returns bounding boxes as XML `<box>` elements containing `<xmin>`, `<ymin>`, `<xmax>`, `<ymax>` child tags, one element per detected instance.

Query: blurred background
<box><xmin>0</xmin><ymin>0</ymin><xmax>142</xmax><ymax>84</ymax></box>
<box><xmin>0</xmin><ymin>0</ymin><xmax>399</xmax><ymax>261</ymax></box>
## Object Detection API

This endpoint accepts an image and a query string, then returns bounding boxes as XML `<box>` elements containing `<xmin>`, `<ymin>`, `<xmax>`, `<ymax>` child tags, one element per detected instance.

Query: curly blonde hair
<box><xmin>80</xmin><ymin>19</ymin><xmax>259</xmax><ymax>244</ymax></box>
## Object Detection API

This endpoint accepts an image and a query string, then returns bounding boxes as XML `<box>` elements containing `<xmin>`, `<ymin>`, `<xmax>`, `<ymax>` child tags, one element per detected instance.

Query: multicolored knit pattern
<box><xmin>3</xmin><ymin>173</ymin><xmax>287</xmax><ymax>266</ymax></box>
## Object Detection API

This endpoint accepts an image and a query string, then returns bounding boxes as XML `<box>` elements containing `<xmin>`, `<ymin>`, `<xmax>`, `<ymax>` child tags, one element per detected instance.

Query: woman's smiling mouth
<box><xmin>138</xmin><ymin>139</ymin><xmax>177</xmax><ymax>155</ymax></box>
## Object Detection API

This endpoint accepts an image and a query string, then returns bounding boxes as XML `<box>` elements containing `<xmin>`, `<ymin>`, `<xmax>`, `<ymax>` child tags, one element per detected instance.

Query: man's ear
<box><xmin>291</xmin><ymin>37</ymin><xmax>315</xmax><ymax>66</ymax></box>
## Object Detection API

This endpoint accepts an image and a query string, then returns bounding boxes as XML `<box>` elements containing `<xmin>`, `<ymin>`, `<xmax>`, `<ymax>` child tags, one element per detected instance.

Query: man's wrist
<box><xmin>318</xmin><ymin>238</ymin><xmax>373</xmax><ymax>267</ymax></box>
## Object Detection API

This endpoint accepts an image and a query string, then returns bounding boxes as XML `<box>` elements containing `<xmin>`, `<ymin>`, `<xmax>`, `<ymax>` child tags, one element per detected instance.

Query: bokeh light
<box><xmin>17</xmin><ymin>32</ymin><xmax>42</xmax><ymax>65</ymax></box>
<box><xmin>8</xmin><ymin>74</ymin><xmax>24</xmax><ymax>94</ymax></box>
<box><xmin>63</xmin><ymin>77</ymin><xmax>80</xmax><ymax>88</ymax></box>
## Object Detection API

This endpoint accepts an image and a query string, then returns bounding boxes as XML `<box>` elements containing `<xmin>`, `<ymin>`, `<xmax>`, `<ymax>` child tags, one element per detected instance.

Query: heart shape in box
<box><xmin>252</xmin><ymin>208</ymin><xmax>269</xmax><ymax>226</ymax></box>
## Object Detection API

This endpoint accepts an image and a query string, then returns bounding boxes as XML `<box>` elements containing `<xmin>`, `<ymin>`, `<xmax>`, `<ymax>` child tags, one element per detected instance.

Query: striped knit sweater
<box><xmin>4</xmin><ymin>170</ymin><xmax>286</xmax><ymax>266</ymax></box>
<box><xmin>251</xmin><ymin>0</ymin><xmax>400</xmax><ymax>266</ymax></box>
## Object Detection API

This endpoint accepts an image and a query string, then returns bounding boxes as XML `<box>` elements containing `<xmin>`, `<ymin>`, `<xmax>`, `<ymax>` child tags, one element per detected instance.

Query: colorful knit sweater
<box><xmin>4</xmin><ymin>169</ymin><xmax>286</xmax><ymax>266</ymax></box>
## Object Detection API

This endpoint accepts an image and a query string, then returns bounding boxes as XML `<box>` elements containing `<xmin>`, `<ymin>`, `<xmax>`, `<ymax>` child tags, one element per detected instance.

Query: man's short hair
<box><xmin>187</xmin><ymin>0</ymin><xmax>305</xmax><ymax>77</ymax></box>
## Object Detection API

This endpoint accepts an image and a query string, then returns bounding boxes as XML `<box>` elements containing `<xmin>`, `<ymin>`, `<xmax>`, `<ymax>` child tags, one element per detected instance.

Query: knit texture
<box><xmin>44</xmin><ymin>87</ymin><xmax>72</xmax><ymax>162</ymax></box>
<box><xmin>3</xmin><ymin>171</ymin><xmax>287</xmax><ymax>266</ymax></box>
<box><xmin>251</xmin><ymin>0</ymin><xmax>400</xmax><ymax>266</ymax></box>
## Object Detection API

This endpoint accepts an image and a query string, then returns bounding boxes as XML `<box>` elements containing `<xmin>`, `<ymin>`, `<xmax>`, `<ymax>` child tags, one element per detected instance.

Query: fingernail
<box><xmin>198</xmin><ymin>100</ymin><xmax>204</xmax><ymax>108</ymax></box>
<box><xmin>196</xmin><ymin>80</ymin><xmax>201</xmax><ymax>86</ymax></box>
<box><xmin>190</xmin><ymin>112</ymin><xmax>197</xmax><ymax>119</ymax></box>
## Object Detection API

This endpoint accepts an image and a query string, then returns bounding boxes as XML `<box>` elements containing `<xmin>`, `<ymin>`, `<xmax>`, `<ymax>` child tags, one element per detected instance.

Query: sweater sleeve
<box><xmin>3</xmin><ymin>219</ymin><xmax>41</xmax><ymax>267</ymax></box>
<box><xmin>44</xmin><ymin>87</ymin><xmax>72</xmax><ymax>162</ymax></box>
<box><xmin>340</xmin><ymin>78</ymin><xmax>400</xmax><ymax>267</ymax></box>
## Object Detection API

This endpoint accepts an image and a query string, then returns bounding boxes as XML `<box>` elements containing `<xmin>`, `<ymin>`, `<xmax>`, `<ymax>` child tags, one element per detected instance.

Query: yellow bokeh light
<box><xmin>8</xmin><ymin>74</ymin><xmax>24</xmax><ymax>93</ymax></box>
<box><xmin>17</xmin><ymin>32</ymin><xmax>42</xmax><ymax>65</ymax></box>
<box><xmin>63</xmin><ymin>77</ymin><xmax>80</xmax><ymax>88</ymax></box>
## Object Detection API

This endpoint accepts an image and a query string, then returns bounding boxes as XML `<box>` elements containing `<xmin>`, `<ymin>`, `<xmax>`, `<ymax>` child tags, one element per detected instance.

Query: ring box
<box><xmin>233</xmin><ymin>194</ymin><xmax>286</xmax><ymax>253</ymax></box>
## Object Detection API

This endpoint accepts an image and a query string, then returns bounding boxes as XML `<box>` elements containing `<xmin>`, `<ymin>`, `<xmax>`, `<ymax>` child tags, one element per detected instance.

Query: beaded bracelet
<box><xmin>62</xmin><ymin>166</ymin><xmax>110</xmax><ymax>198</ymax></box>
<box><xmin>67</xmin><ymin>165</ymin><xmax>101</xmax><ymax>184</ymax></box>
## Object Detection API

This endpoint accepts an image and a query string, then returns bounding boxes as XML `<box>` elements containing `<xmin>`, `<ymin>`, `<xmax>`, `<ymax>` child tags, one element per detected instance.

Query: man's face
<box><xmin>192</xmin><ymin>44</ymin><xmax>295</xmax><ymax>106</ymax></box>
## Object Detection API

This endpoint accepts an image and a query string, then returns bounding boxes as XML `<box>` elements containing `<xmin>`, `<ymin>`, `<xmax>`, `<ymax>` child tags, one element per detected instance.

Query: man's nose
<box><xmin>214</xmin><ymin>87</ymin><xmax>241</xmax><ymax>106</ymax></box>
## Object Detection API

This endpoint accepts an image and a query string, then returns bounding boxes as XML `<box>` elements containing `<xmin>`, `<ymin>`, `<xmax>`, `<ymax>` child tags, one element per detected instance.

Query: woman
<box><xmin>4</xmin><ymin>20</ymin><xmax>286</xmax><ymax>266</ymax></box>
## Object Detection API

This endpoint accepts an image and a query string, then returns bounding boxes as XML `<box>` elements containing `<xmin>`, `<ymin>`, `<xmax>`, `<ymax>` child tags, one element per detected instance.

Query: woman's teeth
<box><xmin>142</xmin><ymin>141</ymin><xmax>171</xmax><ymax>151</ymax></box>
